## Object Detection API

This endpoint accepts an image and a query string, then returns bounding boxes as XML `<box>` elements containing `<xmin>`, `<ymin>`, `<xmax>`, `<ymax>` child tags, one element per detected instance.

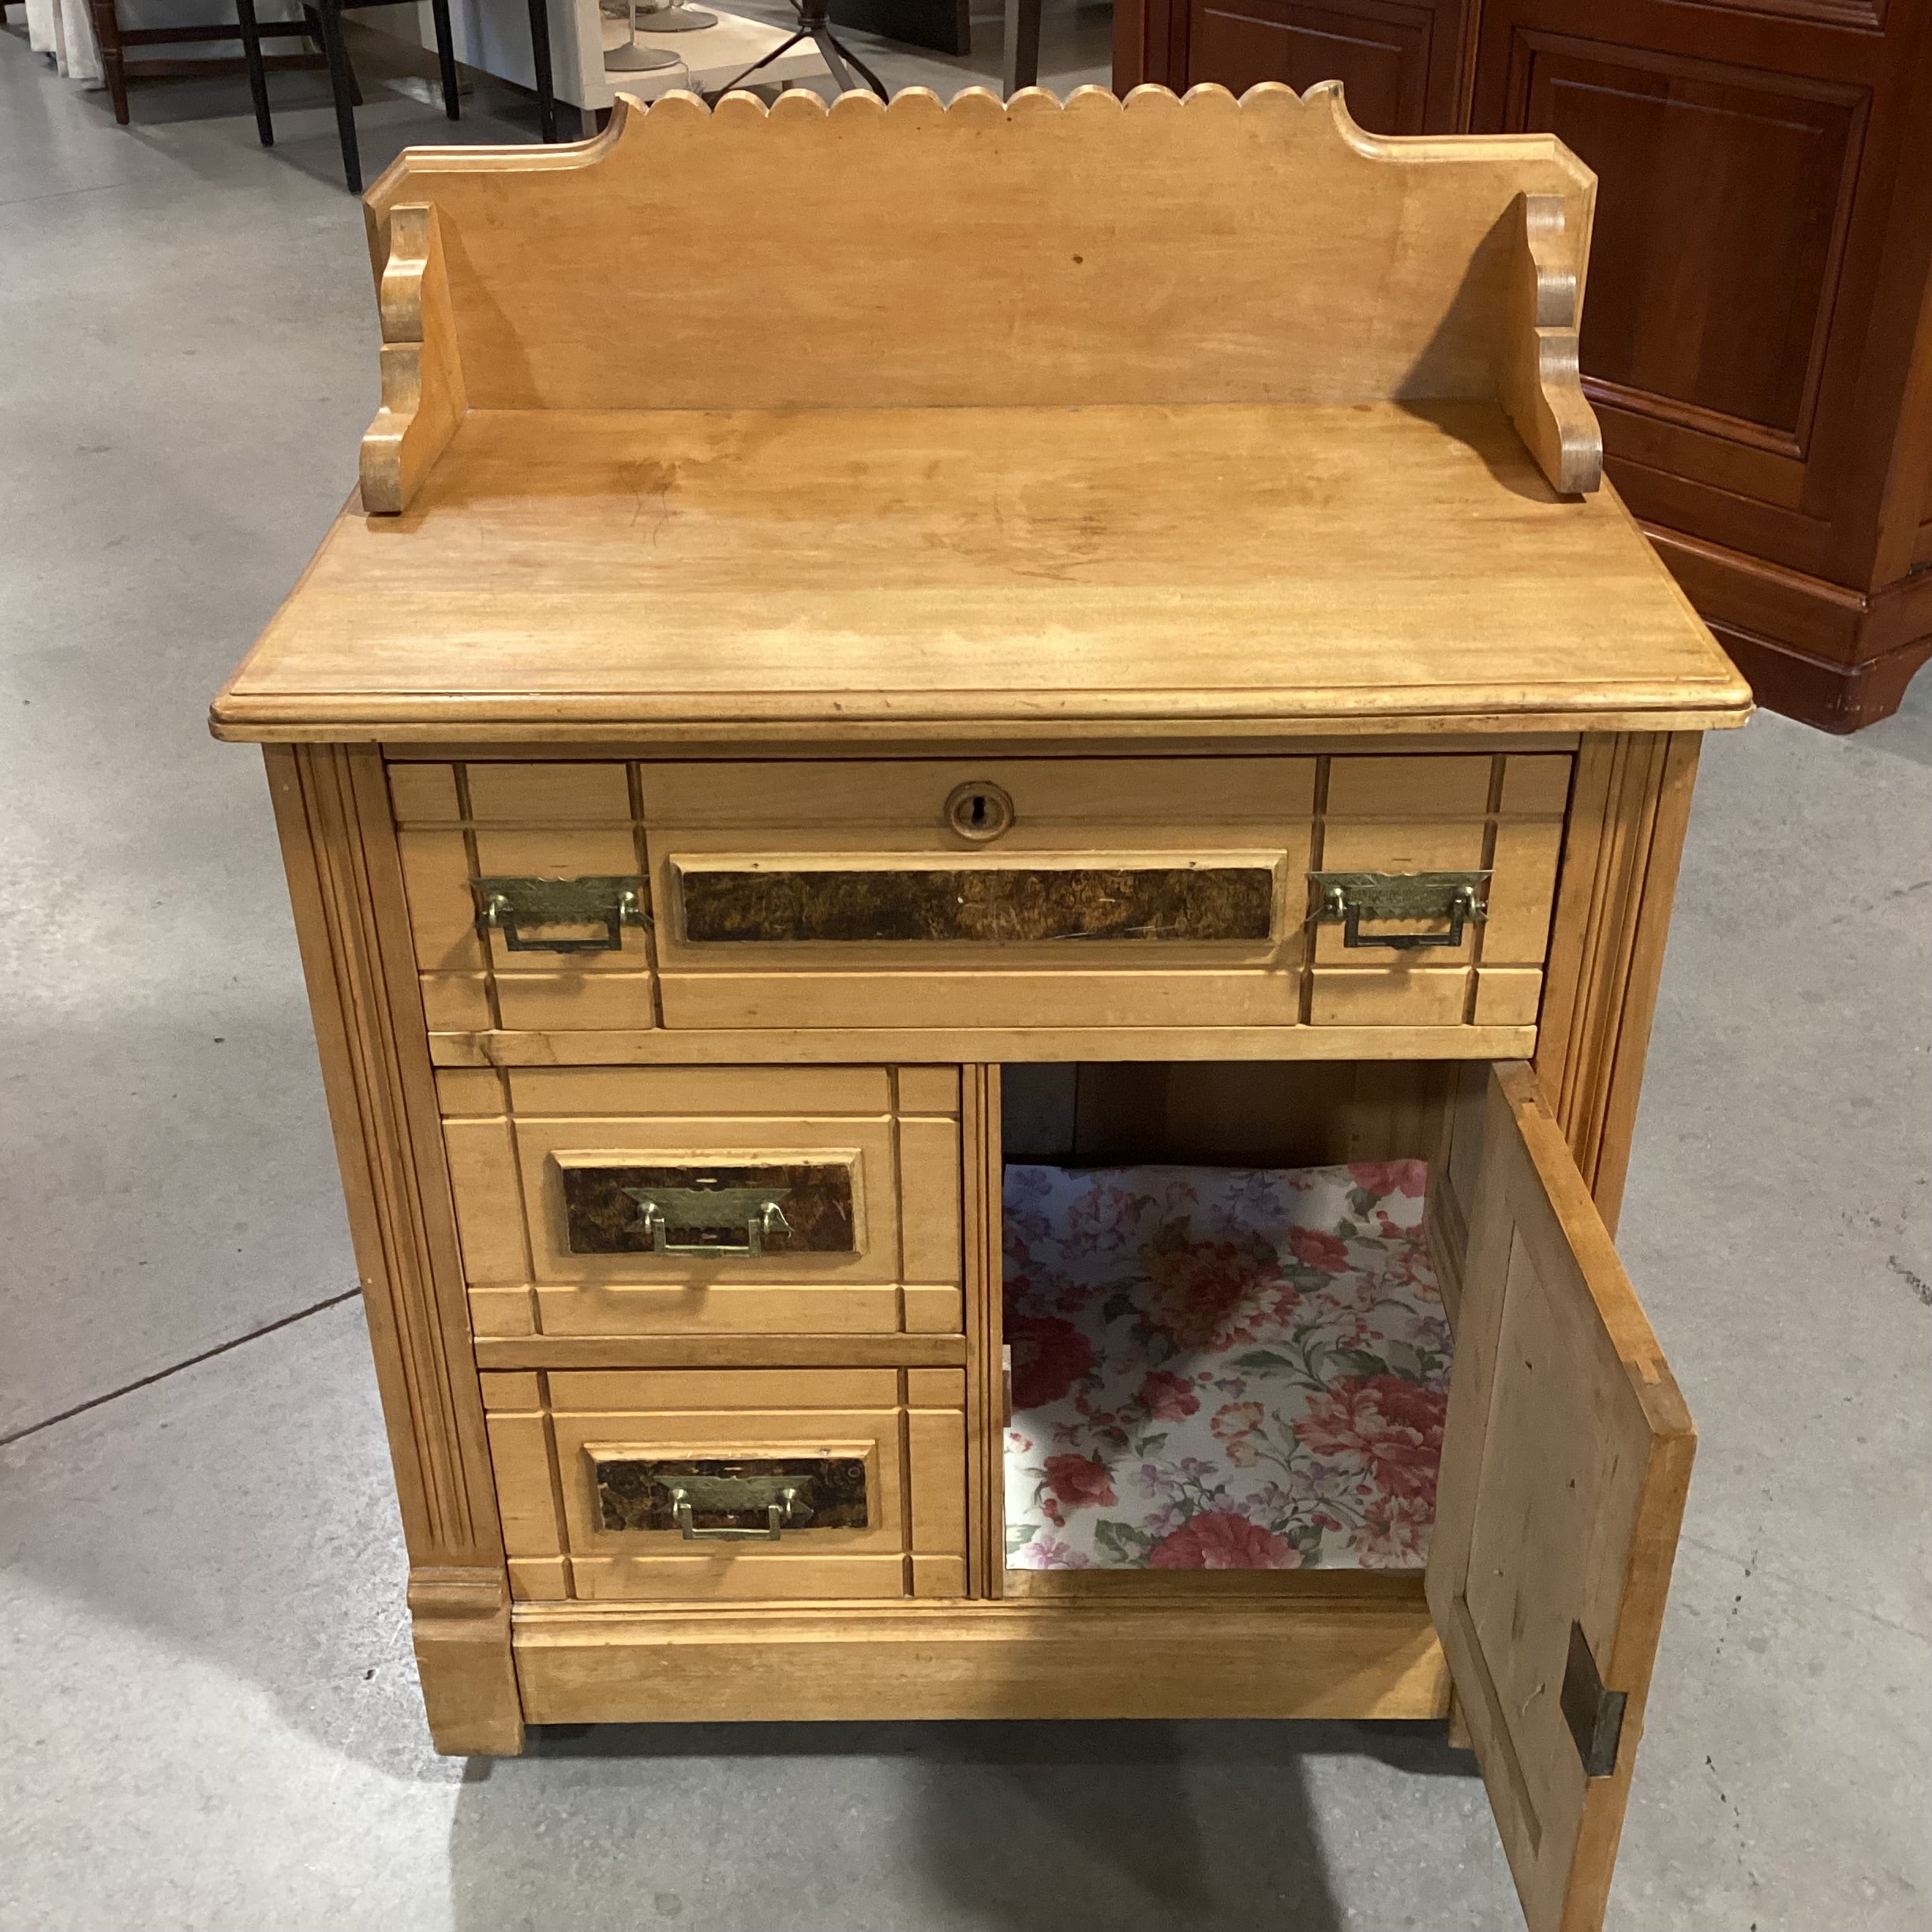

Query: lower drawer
<box><xmin>481</xmin><ymin>1367</ymin><xmax>968</xmax><ymax>1603</ymax></box>
<box><xmin>440</xmin><ymin>1065</ymin><xmax>964</xmax><ymax>1339</ymax></box>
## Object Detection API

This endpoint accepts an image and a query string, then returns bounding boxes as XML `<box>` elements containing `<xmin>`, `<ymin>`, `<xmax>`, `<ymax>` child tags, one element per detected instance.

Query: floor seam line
<box><xmin>0</xmin><ymin>1286</ymin><xmax>363</xmax><ymax>1449</ymax></box>
<box><xmin>0</xmin><ymin>178</ymin><xmax>138</xmax><ymax>211</ymax></box>
<box><xmin>1679</xmin><ymin>1529</ymin><xmax>1932</xmax><ymax>1648</ymax></box>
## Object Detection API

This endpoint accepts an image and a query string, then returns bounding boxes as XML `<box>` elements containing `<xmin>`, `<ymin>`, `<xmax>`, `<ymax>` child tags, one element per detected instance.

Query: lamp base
<box><xmin>702</xmin><ymin>0</ymin><xmax>888</xmax><ymax>100</ymax></box>
<box><xmin>605</xmin><ymin>39</ymin><xmax>683</xmax><ymax>66</ymax></box>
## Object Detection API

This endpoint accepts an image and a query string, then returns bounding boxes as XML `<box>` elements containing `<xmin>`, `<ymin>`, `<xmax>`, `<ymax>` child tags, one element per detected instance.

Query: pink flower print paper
<box><xmin>1002</xmin><ymin>1161</ymin><xmax>1450</xmax><ymax>1572</ymax></box>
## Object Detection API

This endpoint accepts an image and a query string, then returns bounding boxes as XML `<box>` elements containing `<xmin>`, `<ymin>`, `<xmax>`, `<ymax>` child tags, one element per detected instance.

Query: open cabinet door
<box><xmin>1427</xmin><ymin>1062</ymin><xmax>1695</xmax><ymax>1932</ymax></box>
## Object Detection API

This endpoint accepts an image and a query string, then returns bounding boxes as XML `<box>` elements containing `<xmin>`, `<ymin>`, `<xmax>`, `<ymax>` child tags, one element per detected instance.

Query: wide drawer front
<box><xmin>644</xmin><ymin>757</ymin><xmax>1303</xmax><ymax>1029</ymax></box>
<box><xmin>389</xmin><ymin>754</ymin><xmax>1570</xmax><ymax>1039</ymax></box>
<box><xmin>481</xmin><ymin>1367</ymin><xmax>968</xmax><ymax>1602</ymax></box>
<box><xmin>437</xmin><ymin>1065</ymin><xmax>964</xmax><ymax>1339</ymax></box>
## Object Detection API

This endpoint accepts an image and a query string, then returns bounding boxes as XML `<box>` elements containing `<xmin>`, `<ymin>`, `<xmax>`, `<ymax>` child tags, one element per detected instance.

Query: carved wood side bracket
<box><xmin>359</xmin><ymin>203</ymin><xmax>466</xmax><ymax>515</ymax></box>
<box><xmin>1500</xmin><ymin>192</ymin><xmax>1604</xmax><ymax>496</ymax></box>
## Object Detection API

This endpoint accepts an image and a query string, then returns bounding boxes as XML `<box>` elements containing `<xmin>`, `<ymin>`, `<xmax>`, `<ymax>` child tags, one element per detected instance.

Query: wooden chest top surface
<box><xmin>212</xmin><ymin>399</ymin><xmax>1748</xmax><ymax>743</ymax></box>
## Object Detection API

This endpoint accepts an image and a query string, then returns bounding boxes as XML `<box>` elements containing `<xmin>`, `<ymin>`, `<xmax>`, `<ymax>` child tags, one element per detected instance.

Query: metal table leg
<box><xmin>314</xmin><ymin>0</ymin><xmax>363</xmax><ymax>193</ymax></box>
<box><xmin>429</xmin><ymin>0</ymin><xmax>461</xmax><ymax>118</ymax></box>
<box><xmin>526</xmin><ymin>0</ymin><xmax>558</xmax><ymax>142</ymax></box>
<box><xmin>234</xmin><ymin>0</ymin><xmax>274</xmax><ymax>144</ymax></box>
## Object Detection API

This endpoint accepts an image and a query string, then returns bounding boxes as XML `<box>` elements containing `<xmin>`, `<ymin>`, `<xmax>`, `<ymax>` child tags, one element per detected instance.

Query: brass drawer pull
<box><xmin>1310</xmin><ymin>871</ymin><xmax>1490</xmax><ymax>950</ymax></box>
<box><xmin>670</xmin><ymin>1481</ymin><xmax>799</xmax><ymax>1541</ymax></box>
<box><xmin>473</xmin><ymin>874</ymin><xmax>648</xmax><ymax>953</ymax></box>
<box><xmin>623</xmin><ymin>1185</ymin><xmax>792</xmax><ymax>1256</ymax></box>
<box><xmin>593</xmin><ymin>1455</ymin><xmax>869</xmax><ymax>1534</ymax></box>
<box><xmin>560</xmin><ymin>1160</ymin><xmax>854</xmax><ymax>1256</ymax></box>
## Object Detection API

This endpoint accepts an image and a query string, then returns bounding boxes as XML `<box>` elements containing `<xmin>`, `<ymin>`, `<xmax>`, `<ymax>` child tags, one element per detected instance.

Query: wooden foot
<box><xmin>1446</xmin><ymin>1686</ymin><xmax>1474</xmax><ymax>1753</ymax></box>
<box><xmin>408</xmin><ymin>1567</ymin><xmax>525</xmax><ymax>1756</ymax></box>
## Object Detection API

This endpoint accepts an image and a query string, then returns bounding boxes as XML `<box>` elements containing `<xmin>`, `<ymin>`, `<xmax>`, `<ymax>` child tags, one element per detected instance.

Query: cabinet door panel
<box><xmin>1504</xmin><ymin>32</ymin><xmax>1866</xmax><ymax>454</ymax></box>
<box><xmin>1185</xmin><ymin>0</ymin><xmax>1431</xmax><ymax>129</ymax></box>
<box><xmin>1151</xmin><ymin>0</ymin><xmax>1469</xmax><ymax>132</ymax></box>
<box><xmin>1427</xmin><ymin>1063</ymin><xmax>1694</xmax><ymax>1932</ymax></box>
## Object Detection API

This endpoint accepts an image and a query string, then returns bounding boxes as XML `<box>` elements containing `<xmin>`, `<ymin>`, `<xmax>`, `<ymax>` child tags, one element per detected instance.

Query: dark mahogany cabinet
<box><xmin>1115</xmin><ymin>0</ymin><xmax>1932</xmax><ymax>729</ymax></box>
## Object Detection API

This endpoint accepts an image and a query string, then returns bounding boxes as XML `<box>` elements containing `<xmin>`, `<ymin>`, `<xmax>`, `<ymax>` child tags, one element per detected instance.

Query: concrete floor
<box><xmin>2</xmin><ymin>19</ymin><xmax>1929</xmax><ymax>1930</ymax></box>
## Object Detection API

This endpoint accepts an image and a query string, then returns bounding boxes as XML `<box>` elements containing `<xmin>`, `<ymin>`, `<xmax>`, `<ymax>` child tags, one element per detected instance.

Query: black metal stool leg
<box><xmin>234</xmin><ymin>0</ymin><xmax>274</xmax><ymax>144</ymax></box>
<box><xmin>314</xmin><ymin>0</ymin><xmax>363</xmax><ymax>193</ymax></box>
<box><xmin>429</xmin><ymin>0</ymin><xmax>460</xmax><ymax>118</ymax></box>
<box><xmin>526</xmin><ymin>0</ymin><xmax>557</xmax><ymax>142</ymax></box>
<box><xmin>304</xmin><ymin>3</ymin><xmax>361</xmax><ymax>103</ymax></box>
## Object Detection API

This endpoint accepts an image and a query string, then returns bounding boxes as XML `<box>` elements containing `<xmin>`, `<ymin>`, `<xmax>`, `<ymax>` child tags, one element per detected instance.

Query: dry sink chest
<box><xmin>212</xmin><ymin>79</ymin><xmax>1753</xmax><ymax>1932</ymax></box>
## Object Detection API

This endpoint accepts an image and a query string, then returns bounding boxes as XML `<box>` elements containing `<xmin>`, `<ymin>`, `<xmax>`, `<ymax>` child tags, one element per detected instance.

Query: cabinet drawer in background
<box><xmin>436</xmin><ymin>1064</ymin><xmax>965</xmax><ymax>1339</ymax></box>
<box><xmin>481</xmin><ymin>1365</ymin><xmax>969</xmax><ymax>1603</ymax></box>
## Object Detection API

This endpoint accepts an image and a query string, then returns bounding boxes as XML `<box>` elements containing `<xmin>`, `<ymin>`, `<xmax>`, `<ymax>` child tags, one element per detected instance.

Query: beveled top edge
<box><xmin>208</xmin><ymin>692</ymin><xmax>1754</xmax><ymax>746</ymax></box>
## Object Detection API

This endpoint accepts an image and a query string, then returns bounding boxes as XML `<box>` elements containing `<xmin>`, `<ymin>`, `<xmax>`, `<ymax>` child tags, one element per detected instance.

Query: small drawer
<box><xmin>1305</xmin><ymin>754</ymin><xmax>1569</xmax><ymax>1030</ymax></box>
<box><xmin>388</xmin><ymin>760</ymin><xmax>655</xmax><ymax>1034</ymax></box>
<box><xmin>439</xmin><ymin>1065</ymin><xmax>965</xmax><ymax>1339</ymax></box>
<box><xmin>481</xmin><ymin>1366</ymin><xmax>968</xmax><ymax>1602</ymax></box>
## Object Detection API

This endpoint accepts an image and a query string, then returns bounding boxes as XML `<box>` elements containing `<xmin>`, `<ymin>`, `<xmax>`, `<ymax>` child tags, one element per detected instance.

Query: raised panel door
<box><xmin>1468</xmin><ymin>0</ymin><xmax>1926</xmax><ymax>600</ymax></box>
<box><xmin>1511</xmin><ymin>39</ymin><xmax>1865</xmax><ymax>457</ymax></box>
<box><xmin>1428</xmin><ymin>1063</ymin><xmax>1695</xmax><ymax>1932</ymax></box>
<box><xmin>1120</xmin><ymin>0</ymin><xmax>1469</xmax><ymax>130</ymax></box>
<box><xmin>1182</xmin><ymin>0</ymin><xmax>1435</xmax><ymax>129</ymax></box>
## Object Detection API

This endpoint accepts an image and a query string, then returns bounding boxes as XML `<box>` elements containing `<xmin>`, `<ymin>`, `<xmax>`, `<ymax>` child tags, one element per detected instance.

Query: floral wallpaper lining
<box><xmin>1002</xmin><ymin>1160</ymin><xmax>1451</xmax><ymax>1573</ymax></box>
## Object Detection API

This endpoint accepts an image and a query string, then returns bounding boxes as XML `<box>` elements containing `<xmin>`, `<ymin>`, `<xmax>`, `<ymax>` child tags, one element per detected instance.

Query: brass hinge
<box><xmin>1561</xmin><ymin>1621</ymin><xmax>1627</xmax><ymax>1778</ymax></box>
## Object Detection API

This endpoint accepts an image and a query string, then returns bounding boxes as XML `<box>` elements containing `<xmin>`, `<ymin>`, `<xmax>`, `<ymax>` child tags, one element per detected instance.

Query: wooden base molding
<box><xmin>511</xmin><ymin>1597</ymin><xmax>1451</xmax><ymax>1725</ymax></box>
<box><xmin>1704</xmin><ymin>623</ymin><xmax>1932</xmax><ymax>737</ymax></box>
<box><xmin>1644</xmin><ymin>524</ymin><xmax>1932</xmax><ymax>734</ymax></box>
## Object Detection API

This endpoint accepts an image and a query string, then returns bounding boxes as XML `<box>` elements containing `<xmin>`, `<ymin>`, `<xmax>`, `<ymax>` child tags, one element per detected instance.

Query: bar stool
<box><xmin>259</xmin><ymin>0</ymin><xmax>559</xmax><ymax>196</ymax></box>
<box><xmin>81</xmin><ymin>0</ymin><xmax>328</xmax><ymax>130</ymax></box>
<box><xmin>311</xmin><ymin>0</ymin><xmax>462</xmax><ymax>194</ymax></box>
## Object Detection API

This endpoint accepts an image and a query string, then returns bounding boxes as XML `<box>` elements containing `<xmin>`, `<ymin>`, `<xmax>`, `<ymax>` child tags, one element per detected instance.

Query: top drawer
<box><xmin>387</xmin><ymin>754</ymin><xmax>1571</xmax><ymax>1041</ymax></box>
<box><xmin>642</xmin><ymin>758</ymin><xmax>1314</xmax><ymax>1031</ymax></box>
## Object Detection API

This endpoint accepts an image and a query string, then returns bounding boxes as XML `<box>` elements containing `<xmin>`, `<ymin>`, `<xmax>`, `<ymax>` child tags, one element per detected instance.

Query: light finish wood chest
<box><xmin>212</xmin><ymin>80</ymin><xmax>1752</xmax><ymax>1932</ymax></box>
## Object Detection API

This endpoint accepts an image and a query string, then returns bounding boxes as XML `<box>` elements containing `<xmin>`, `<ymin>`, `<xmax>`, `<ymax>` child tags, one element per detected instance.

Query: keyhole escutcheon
<box><xmin>944</xmin><ymin>779</ymin><xmax>1016</xmax><ymax>844</ymax></box>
